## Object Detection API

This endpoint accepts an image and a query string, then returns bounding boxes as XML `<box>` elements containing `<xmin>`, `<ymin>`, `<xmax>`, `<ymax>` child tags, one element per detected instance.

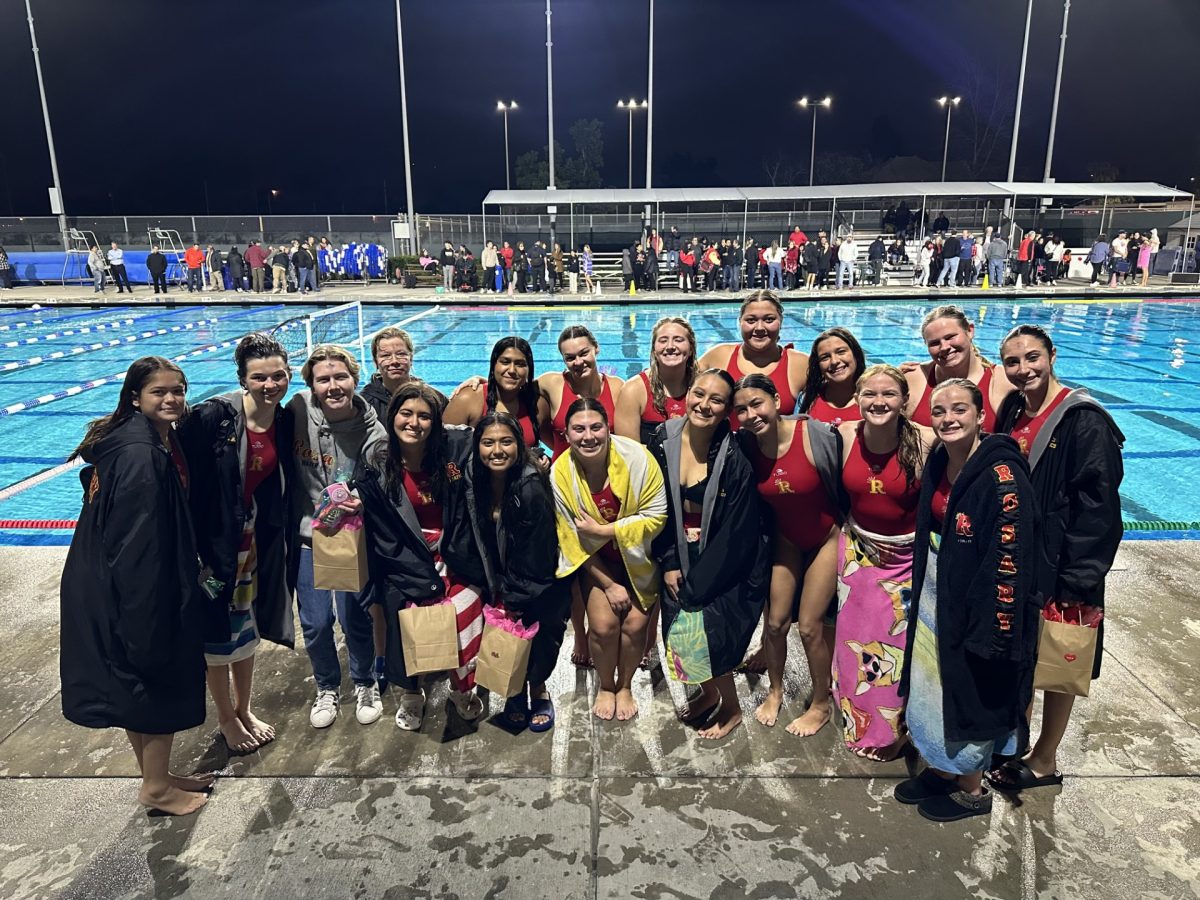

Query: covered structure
<box><xmin>480</xmin><ymin>182</ymin><xmax>1194</xmax><ymax>259</ymax></box>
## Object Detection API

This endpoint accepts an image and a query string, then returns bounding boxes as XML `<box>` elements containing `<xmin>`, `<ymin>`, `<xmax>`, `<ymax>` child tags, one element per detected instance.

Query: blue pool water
<box><xmin>0</xmin><ymin>297</ymin><xmax>1195</xmax><ymax>543</ymax></box>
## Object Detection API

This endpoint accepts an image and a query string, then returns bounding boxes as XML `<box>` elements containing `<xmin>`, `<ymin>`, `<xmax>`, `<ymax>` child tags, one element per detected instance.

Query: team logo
<box><xmin>993</xmin><ymin>464</ymin><xmax>1014</xmax><ymax>483</ymax></box>
<box><xmin>954</xmin><ymin>512</ymin><xmax>973</xmax><ymax>537</ymax></box>
<box><xmin>867</xmin><ymin>477</ymin><xmax>886</xmax><ymax>495</ymax></box>
<box><xmin>446</xmin><ymin>462</ymin><xmax>462</xmax><ymax>482</ymax></box>
<box><xmin>1002</xmin><ymin>492</ymin><xmax>1019</xmax><ymax>512</ymax></box>
<box><xmin>996</xmin><ymin>583</ymin><xmax>1014</xmax><ymax>604</ymax></box>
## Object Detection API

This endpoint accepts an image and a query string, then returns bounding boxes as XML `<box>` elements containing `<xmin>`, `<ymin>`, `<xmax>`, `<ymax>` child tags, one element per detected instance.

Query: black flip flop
<box><xmin>679</xmin><ymin>698</ymin><xmax>721</xmax><ymax>727</ymax></box>
<box><xmin>985</xmin><ymin>760</ymin><xmax>1063</xmax><ymax>792</ymax></box>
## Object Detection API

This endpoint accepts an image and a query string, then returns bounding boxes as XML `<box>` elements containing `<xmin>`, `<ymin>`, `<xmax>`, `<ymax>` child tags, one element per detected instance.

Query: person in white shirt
<box><xmin>108</xmin><ymin>241</ymin><xmax>132</xmax><ymax>294</ymax></box>
<box><xmin>836</xmin><ymin>235</ymin><xmax>858</xmax><ymax>289</ymax></box>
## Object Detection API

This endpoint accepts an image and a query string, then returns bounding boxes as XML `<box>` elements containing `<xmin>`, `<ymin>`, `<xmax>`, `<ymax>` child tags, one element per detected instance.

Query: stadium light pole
<box><xmin>644</xmin><ymin>0</ymin><xmax>654</xmax><ymax>230</ymax></box>
<box><xmin>1043</xmin><ymin>0</ymin><xmax>1071</xmax><ymax>183</ymax></box>
<box><xmin>395</xmin><ymin>0</ymin><xmax>418</xmax><ymax>254</ymax></box>
<box><xmin>1007</xmin><ymin>0</ymin><xmax>1034</xmax><ymax>187</ymax></box>
<box><xmin>545</xmin><ymin>0</ymin><xmax>556</xmax><ymax>191</ymax></box>
<box><xmin>497</xmin><ymin>101</ymin><xmax>518</xmax><ymax>191</ymax></box>
<box><xmin>797</xmin><ymin>96</ymin><xmax>832</xmax><ymax>186</ymax></box>
<box><xmin>617</xmin><ymin>99</ymin><xmax>648</xmax><ymax>189</ymax></box>
<box><xmin>937</xmin><ymin>96</ymin><xmax>961</xmax><ymax>182</ymax></box>
<box><xmin>24</xmin><ymin>0</ymin><xmax>66</xmax><ymax>248</ymax></box>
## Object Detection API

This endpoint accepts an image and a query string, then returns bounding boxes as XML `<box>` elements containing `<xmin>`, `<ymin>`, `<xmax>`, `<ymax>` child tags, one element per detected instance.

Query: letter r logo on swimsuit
<box><xmin>954</xmin><ymin>513</ymin><xmax>973</xmax><ymax>537</ymax></box>
<box><xmin>868</xmin><ymin>477</ymin><xmax>886</xmax><ymax>495</ymax></box>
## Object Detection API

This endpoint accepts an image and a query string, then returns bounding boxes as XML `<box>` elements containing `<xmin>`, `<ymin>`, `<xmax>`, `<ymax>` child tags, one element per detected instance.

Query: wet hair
<box><xmin>854</xmin><ymin>364</ymin><xmax>923</xmax><ymax>488</ymax></box>
<box><xmin>71</xmin><ymin>356</ymin><xmax>187</xmax><ymax>461</ymax></box>
<box><xmin>734</xmin><ymin>372</ymin><xmax>779</xmax><ymax>399</ymax></box>
<box><xmin>235</xmin><ymin>332</ymin><xmax>288</xmax><ymax>382</ymax></box>
<box><xmin>1000</xmin><ymin>323</ymin><xmax>1055</xmax><ymax>359</ymax></box>
<box><xmin>557</xmin><ymin>324</ymin><xmax>598</xmax><ymax>350</ymax></box>
<box><xmin>486</xmin><ymin>336</ymin><xmax>540</xmax><ymax>443</ymax></box>
<box><xmin>692</xmin><ymin>367</ymin><xmax>736</xmax><ymax>401</ymax></box>
<box><xmin>739</xmin><ymin>289</ymin><xmax>784</xmax><ymax>317</ymax></box>
<box><xmin>647</xmin><ymin>317</ymin><xmax>697</xmax><ymax>417</ymax></box>
<box><xmin>371</xmin><ymin>327</ymin><xmax>414</xmax><ymax>364</ymax></box>
<box><xmin>931</xmin><ymin>377</ymin><xmax>984</xmax><ymax>414</ymax></box>
<box><xmin>564</xmin><ymin>396</ymin><xmax>609</xmax><ymax>427</ymax></box>
<box><xmin>380</xmin><ymin>382</ymin><xmax>450</xmax><ymax>502</ymax></box>
<box><xmin>920</xmin><ymin>305</ymin><xmax>993</xmax><ymax>366</ymax></box>
<box><xmin>301</xmin><ymin>344</ymin><xmax>360</xmax><ymax>387</ymax></box>
<box><xmin>799</xmin><ymin>327</ymin><xmax>866</xmax><ymax>414</ymax></box>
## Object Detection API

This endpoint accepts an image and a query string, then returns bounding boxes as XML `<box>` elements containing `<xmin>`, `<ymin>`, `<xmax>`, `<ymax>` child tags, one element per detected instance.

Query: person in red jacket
<box><xmin>183</xmin><ymin>243</ymin><xmax>205</xmax><ymax>293</ymax></box>
<box><xmin>1016</xmin><ymin>232</ymin><xmax>1037</xmax><ymax>288</ymax></box>
<box><xmin>244</xmin><ymin>241</ymin><xmax>269</xmax><ymax>293</ymax></box>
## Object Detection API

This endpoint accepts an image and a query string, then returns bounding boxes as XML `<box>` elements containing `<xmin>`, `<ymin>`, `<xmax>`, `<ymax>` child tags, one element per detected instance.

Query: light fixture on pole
<box><xmin>1043</xmin><ymin>0</ymin><xmax>1071</xmax><ymax>183</ymax></box>
<box><xmin>496</xmin><ymin>101</ymin><xmax>518</xmax><ymax>191</ymax></box>
<box><xmin>936</xmin><ymin>96</ymin><xmax>961</xmax><ymax>182</ymax></box>
<box><xmin>24</xmin><ymin>0</ymin><xmax>67</xmax><ymax>248</ymax></box>
<box><xmin>616</xmin><ymin>99</ymin><xmax>648</xmax><ymax>189</ymax></box>
<box><xmin>796</xmin><ymin>96</ymin><xmax>832</xmax><ymax>186</ymax></box>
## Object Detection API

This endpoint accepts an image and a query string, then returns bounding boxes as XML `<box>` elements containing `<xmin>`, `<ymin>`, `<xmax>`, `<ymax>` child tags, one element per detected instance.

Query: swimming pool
<box><xmin>0</xmin><ymin>297</ymin><xmax>1194</xmax><ymax>543</ymax></box>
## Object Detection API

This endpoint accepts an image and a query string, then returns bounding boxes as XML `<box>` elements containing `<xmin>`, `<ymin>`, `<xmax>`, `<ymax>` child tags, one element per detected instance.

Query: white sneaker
<box><xmin>355</xmin><ymin>684</ymin><xmax>383</xmax><ymax>725</ymax></box>
<box><xmin>310</xmin><ymin>689</ymin><xmax>339</xmax><ymax>728</ymax></box>
<box><xmin>395</xmin><ymin>689</ymin><xmax>425</xmax><ymax>731</ymax></box>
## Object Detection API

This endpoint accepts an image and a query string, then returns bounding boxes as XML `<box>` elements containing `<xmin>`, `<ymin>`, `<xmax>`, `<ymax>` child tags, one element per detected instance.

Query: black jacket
<box><xmin>361</xmin><ymin>374</ymin><xmax>393</xmax><ymax>422</ymax></box>
<box><xmin>942</xmin><ymin>235</ymin><xmax>962</xmax><ymax>258</ymax></box>
<box><xmin>177</xmin><ymin>393</ymin><xmax>297</xmax><ymax>648</ymax></box>
<box><xmin>146</xmin><ymin>251</ymin><xmax>167</xmax><ymax>276</ymax></box>
<box><xmin>868</xmin><ymin>239</ymin><xmax>886</xmax><ymax>261</ymax></box>
<box><xmin>903</xmin><ymin>435</ymin><xmax>1041</xmax><ymax>744</ymax></box>
<box><xmin>60</xmin><ymin>414</ymin><xmax>212</xmax><ymax>734</ymax></box>
<box><xmin>292</xmin><ymin>248</ymin><xmax>314</xmax><ymax>270</ymax></box>
<box><xmin>995</xmin><ymin>389</ymin><xmax>1124</xmax><ymax>609</ymax></box>
<box><xmin>665</xmin><ymin>230</ymin><xmax>681</xmax><ymax>252</ymax></box>
<box><xmin>227</xmin><ymin>249</ymin><xmax>246</xmax><ymax>279</ymax></box>
<box><xmin>649</xmin><ymin>420</ymin><xmax>770</xmax><ymax>679</ymax></box>
<box><xmin>803</xmin><ymin>242</ymin><xmax>819</xmax><ymax>268</ymax></box>
<box><xmin>271</xmin><ymin>251</ymin><xmax>290</xmax><ymax>269</ymax></box>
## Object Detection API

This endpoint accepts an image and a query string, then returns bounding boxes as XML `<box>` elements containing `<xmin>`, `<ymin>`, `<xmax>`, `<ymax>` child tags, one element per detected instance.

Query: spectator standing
<box><xmin>293</xmin><ymin>243</ymin><xmax>317</xmax><ymax>294</ymax></box>
<box><xmin>836</xmin><ymin>233</ymin><xmax>858</xmax><ymax>289</ymax></box>
<box><xmin>917</xmin><ymin>239</ymin><xmax>935</xmax><ymax>286</ymax></box>
<box><xmin>938</xmin><ymin>231</ymin><xmax>961</xmax><ymax>287</ymax></box>
<box><xmin>783</xmin><ymin>240</ymin><xmax>800</xmax><ymax>290</ymax></box>
<box><xmin>764</xmin><ymin>240</ymin><xmax>784</xmax><ymax>291</ymax></box>
<box><xmin>720</xmin><ymin>240</ymin><xmax>736</xmax><ymax>292</ymax></box>
<box><xmin>742</xmin><ymin>237</ymin><xmax>757</xmax><ymax>288</ymax></box>
<box><xmin>206</xmin><ymin>245</ymin><xmax>224</xmax><ymax>292</ymax></box>
<box><xmin>529</xmin><ymin>241</ymin><xmax>547</xmax><ymax>292</ymax></box>
<box><xmin>665</xmin><ymin>225</ymin><xmax>681</xmax><ymax>272</ymax></box>
<box><xmin>1138</xmin><ymin>237</ymin><xmax>1153</xmax><ymax>287</ymax></box>
<box><xmin>1015</xmin><ymin>231</ymin><xmax>1036</xmax><ymax>287</ymax></box>
<box><xmin>244</xmin><ymin>240</ymin><xmax>269</xmax><ymax>293</ymax></box>
<box><xmin>582</xmin><ymin>244</ymin><xmax>595</xmax><ymax>294</ymax></box>
<box><xmin>1108</xmin><ymin>231</ymin><xmax>1129</xmax><ymax>287</ymax></box>
<box><xmin>621</xmin><ymin>248</ymin><xmax>635</xmax><ymax>293</ymax></box>
<box><xmin>868</xmin><ymin>235</ymin><xmax>886</xmax><ymax>285</ymax></box>
<box><xmin>1148</xmin><ymin>228</ymin><xmax>1161</xmax><ymax>273</ymax></box>
<box><xmin>644</xmin><ymin>242</ymin><xmax>660</xmax><ymax>291</ymax></box>
<box><xmin>88</xmin><ymin>245</ymin><xmax>108</xmax><ymax>293</ymax></box>
<box><xmin>932</xmin><ymin>211</ymin><xmax>950</xmax><ymax>232</ymax></box>
<box><xmin>957</xmin><ymin>230</ymin><xmax>975</xmax><ymax>286</ymax></box>
<box><xmin>678</xmin><ymin>242</ymin><xmax>695</xmax><ymax>293</ymax></box>
<box><xmin>632</xmin><ymin>242</ymin><xmax>647</xmax><ymax>290</ymax></box>
<box><xmin>227</xmin><ymin>247</ymin><xmax>247</xmax><ymax>293</ymax></box>
<box><xmin>551</xmin><ymin>242</ymin><xmax>565</xmax><ymax>293</ymax></box>
<box><xmin>803</xmin><ymin>237</ymin><xmax>820</xmax><ymax>289</ymax></box>
<box><xmin>108</xmin><ymin>241</ymin><xmax>132</xmax><ymax>293</ymax></box>
<box><xmin>985</xmin><ymin>233</ymin><xmax>1009</xmax><ymax>287</ymax></box>
<box><xmin>567</xmin><ymin>247</ymin><xmax>580</xmax><ymax>294</ymax></box>
<box><xmin>813</xmin><ymin>234</ymin><xmax>833</xmax><ymax>289</ymax></box>
<box><xmin>146</xmin><ymin>245</ymin><xmax>168</xmax><ymax>294</ymax></box>
<box><xmin>439</xmin><ymin>241</ymin><xmax>456</xmax><ymax>291</ymax></box>
<box><xmin>481</xmin><ymin>240</ymin><xmax>499</xmax><ymax>294</ymax></box>
<box><xmin>1124</xmin><ymin>232</ymin><xmax>1142</xmax><ymax>286</ymax></box>
<box><xmin>500</xmin><ymin>240</ymin><xmax>514</xmax><ymax>290</ymax></box>
<box><xmin>271</xmin><ymin>246</ymin><xmax>290</xmax><ymax>294</ymax></box>
<box><xmin>0</xmin><ymin>245</ymin><xmax>11</xmax><ymax>290</ymax></box>
<box><xmin>184</xmin><ymin>243</ymin><xmax>205</xmax><ymax>293</ymax></box>
<box><xmin>1087</xmin><ymin>235</ymin><xmax>1111</xmax><ymax>285</ymax></box>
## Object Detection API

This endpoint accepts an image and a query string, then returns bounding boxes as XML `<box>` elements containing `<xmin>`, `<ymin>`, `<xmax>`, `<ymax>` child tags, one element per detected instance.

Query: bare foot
<box><xmin>740</xmin><ymin>644</ymin><xmax>767</xmax><ymax>675</ymax></box>
<box><xmin>698</xmin><ymin>705</ymin><xmax>742</xmax><ymax>740</ymax></box>
<box><xmin>784</xmin><ymin>699</ymin><xmax>832</xmax><ymax>737</ymax></box>
<box><xmin>219</xmin><ymin>718</ymin><xmax>260</xmax><ymax>754</ymax></box>
<box><xmin>593</xmin><ymin>689</ymin><xmax>617</xmax><ymax>720</ymax></box>
<box><xmin>138</xmin><ymin>785</ymin><xmax>209</xmax><ymax>816</ymax></box>
<box><xmin>169</xmin><ymin>772</ymin><xmax>216</xmax><ymax>792</ymax></box>
<box><xmin>754</xmin><ymin>691</ymin><xmax>783</xmax><ymax>727</ymax></box>
<box><xmin>238</xmin><ymin>710</ymin><xmax>275</xmax><ymax>745</ymax></box>
<box><xmin>850</xmin><ymin>736</ymin><xmax>909</xmax><ymax>762</ymax></box>
<box><xmin>615</xmin><ymin>689</ymin><xmax>639</xmax><ymax>721</ymax></box>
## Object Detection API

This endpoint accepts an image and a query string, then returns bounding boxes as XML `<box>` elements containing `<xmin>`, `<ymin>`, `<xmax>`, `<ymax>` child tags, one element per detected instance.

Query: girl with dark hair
<box><xmin>896</xmin><ymin>379</ymin><xmax>1040</xmax><ymax>822</ymax></box>
<box><xmin>832</xmin><ymin>365</ymin><xmax>935</xmax><ymax>761</ymax></box>
<box><xmin>61</xmin><ymin>357</ymin><xmax>216</xmax><ymax>816</ymax></box>
<box><xmin>552</xmin><ymin>398</ymin><xmax>667</xmax><ymax>721</ymax></box>
<box><xmin>354</xmin><ymin>383</ymin><xmax>490</xmax><ymax>729</ymax></box>
<box><xmin>178</xmin><ymin>334</ymin><xmax>295</xmax><ymax>755</ymax></box>
<box><xmin>467</xmin><ymin>412</ymin><xmax>567</xmax><ymax>733</ymax></box>
<box><xmin>733</xmin><ymin>373</ymin><xmax>844</xmax><ymax>736</ymax></box>
<box><xmin>697</xmin><ymin>291</ymin><xmax>810</xmax><ymax>429</ymax></box>
<box><xmin>800</xmin><ymin>327</ymin><xmax>866</xmax><ymax>426</ymax></box>
<box><xmin>649</xmin><ymin>369</ymin><xmax>770</xmax><ymax>739</ymax></box>
<box><xmin>444</xmin><ymin>336</ymin><xmax>549</xmax><ymax>452</ymax></box>
<box><xmin>904</xmin><ymin>305</ymin><xmax>1015</xmax><ymax>432</ymax></box>
<box><xmin>615</xmin><ymin>317</ymin><xmax>697</xmax><ymax>446</ymax></box>
<box><xmin>985</xmin><ymin>325</ymin><xmax>1124</xmax><ymax>794</ymax></box>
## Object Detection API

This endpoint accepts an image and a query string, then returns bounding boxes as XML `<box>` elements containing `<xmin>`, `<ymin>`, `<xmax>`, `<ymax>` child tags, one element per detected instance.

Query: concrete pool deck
<box><xmin>1</xmin><ymin>540</ymin><xmax>1198</xmax><ymax>899</ymax></box>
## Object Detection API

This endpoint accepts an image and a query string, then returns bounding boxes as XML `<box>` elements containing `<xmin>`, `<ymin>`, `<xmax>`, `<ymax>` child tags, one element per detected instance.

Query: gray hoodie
<box><xmin>286</xmin><ymin>390</ymin><xmax>386</xmax><ymax>542</ymax></box>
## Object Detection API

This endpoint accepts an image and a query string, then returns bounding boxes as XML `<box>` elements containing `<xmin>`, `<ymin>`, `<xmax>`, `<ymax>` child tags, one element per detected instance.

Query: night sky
<box><xmin>1</xmin><ymin>0</ymin><xmax>1197</xmax><ymax>217</ymax></box>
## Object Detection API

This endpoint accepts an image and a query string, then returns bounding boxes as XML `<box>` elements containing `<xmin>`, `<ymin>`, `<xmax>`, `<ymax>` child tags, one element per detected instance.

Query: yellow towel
<box><xmin>552</xmin><ymin>434</ymin><xmax>667</xmax><ymax>610</ymax></box>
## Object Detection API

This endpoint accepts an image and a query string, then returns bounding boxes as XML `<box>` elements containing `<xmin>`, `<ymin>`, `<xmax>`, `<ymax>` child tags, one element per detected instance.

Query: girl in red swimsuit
<box><xmin>799</xmin><ymin>326</ymin><xmax>866</xmax><ymax>427</ymax></box>
<box><xmin>733</xmin><ymin>373</ymin><xmax>843</xmax><ymax>737</ymax></box>
<box><xmin>905</xmin><ymin>305</ymin><xmax>1014</xmax><ymax>432</ymax></box>
<box><xmin>615</xmin><ymin>316</ymin><xmax>696</xmax><ymax>446</ymax></box>
<box><xmin>833</xmin><ymin>364</ymin><xmax>934</xmax><ymax>762</ymax></box>
<box><xmin>444</xmin><ymin>336</ymin><xmax>549</xmax><ymax>453</ymax></box>
<box><xmin>698</xmin><ymin>290</ymin><xmax>809</xmax><ymax>427</ymax></box>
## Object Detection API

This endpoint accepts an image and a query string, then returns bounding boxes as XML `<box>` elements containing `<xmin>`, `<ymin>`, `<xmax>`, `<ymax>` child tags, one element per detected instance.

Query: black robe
<box><xmin>902</xmin><ymin>435</ymin><xmax>1042</xmax><ymax>744</ymax></box>
<box><xmin>177</xmin><ymin>392</ymin><xmax>296</xmax><ymax>648</ymax></box>
<box><xmin>996</xmin><ymin>388</ymin><xmax>1125</xmax><ymax>679</ymax></box>
<box><xmin>466</xmin><ymin>462</ymin><xmax>568</xmax><ymax>687</ymax></box>
<box><xmin>60</xmin><ymin>414</ymin><xmax>210</xmax><ymax>734</ymax></box>
<box><xmin>649</xmin><ymin>419</ymin><xmax>770</xmax><ymax>680</ymax></box>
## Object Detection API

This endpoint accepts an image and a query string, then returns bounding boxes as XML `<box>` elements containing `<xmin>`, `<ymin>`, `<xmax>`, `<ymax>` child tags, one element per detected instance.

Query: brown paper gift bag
<box><xmin>1033</xmin><ymin>614</ymin><xmax>1099</xmax><ymax>698</ymax></box>
<box><xmin>474</xmin><ymin>623</ymin><xmax>533</xmax><ymax>698</ymax></box>
<box><xmin>311</xmin><ymin>520</ymin><xmax>369</xmax><ymax>592</ymax></box>
<box><xmin>398</xmin><ymin>602</ymin><xmax>460</xmax><ymax>675</ymax></box>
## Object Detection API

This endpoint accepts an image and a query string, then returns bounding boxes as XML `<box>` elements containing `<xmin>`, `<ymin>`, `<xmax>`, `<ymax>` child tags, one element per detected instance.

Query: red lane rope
<box><xmin>0</xmin><ymin>519</ymin><xmax>77</xmax><ymax>529</ymax></box>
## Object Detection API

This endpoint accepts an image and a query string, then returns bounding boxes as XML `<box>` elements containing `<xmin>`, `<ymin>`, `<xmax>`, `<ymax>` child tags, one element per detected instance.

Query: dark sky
<box><xmin>1</xmin><ymin>0</ymin><xmax>1197</xmax><ymax>217</ymax></box>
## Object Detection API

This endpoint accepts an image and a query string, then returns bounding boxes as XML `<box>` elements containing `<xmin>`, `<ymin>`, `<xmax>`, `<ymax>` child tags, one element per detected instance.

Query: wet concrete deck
<box><xmin>1</xmin><ymin>541</ymin><xmax>1197</xmax><ymax>899</ymax></box>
